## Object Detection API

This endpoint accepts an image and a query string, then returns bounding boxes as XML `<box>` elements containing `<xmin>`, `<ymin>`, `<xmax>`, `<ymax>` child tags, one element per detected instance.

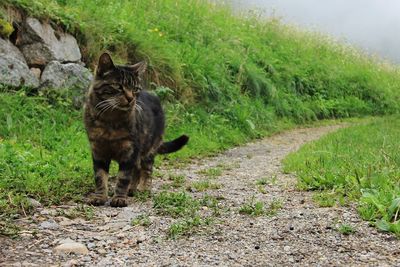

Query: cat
<box><xmin>84</xmin><ymin>53</ymin><xmax>189</xmax><ymax>207</ymax></box>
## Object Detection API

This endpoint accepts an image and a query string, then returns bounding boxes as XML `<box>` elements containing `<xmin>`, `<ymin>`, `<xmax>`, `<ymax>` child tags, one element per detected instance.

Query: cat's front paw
<box><xmin>110</xmin><ymin>196</ymin><xmax>128</xmax><ymax>207</ymax></box>
<box><xmin>87</xmin><ymin>194</ymin><xmax>108</xmax><ymax>206</ymax></box>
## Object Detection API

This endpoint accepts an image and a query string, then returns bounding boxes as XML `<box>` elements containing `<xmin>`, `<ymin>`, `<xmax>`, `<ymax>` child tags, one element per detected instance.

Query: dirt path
<box><xmin>2</xmin><ymin>125</ymin><xmax>399</xmax><ymax>266</ymax></box>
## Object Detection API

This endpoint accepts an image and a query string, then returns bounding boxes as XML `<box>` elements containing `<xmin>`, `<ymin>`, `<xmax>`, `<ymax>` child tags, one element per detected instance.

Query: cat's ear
<box><xmin>97</xmin><ymin>52</ymin><xmax>115</xmax><ymax>76</ymax></box>
<box><xmin>130</xmin><ymin>61</ymin><xmax>147</xmax><ymax>76</ymax></box>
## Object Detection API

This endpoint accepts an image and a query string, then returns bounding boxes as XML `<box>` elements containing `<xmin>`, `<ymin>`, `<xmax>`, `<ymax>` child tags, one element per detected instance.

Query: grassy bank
<box><xmin>1</xmin><ymin>0</ymin><xmax>400</xmax><ymax>223</ymax></box>
<box><xmin>2</xmin><ymin>0</ymin><xmax>400</xmax><ymax>119</ymax></box>
<box><xmin>284</xmin><ymin>117</ymin><xmax>400</xmax><ymax>235</ymax></box>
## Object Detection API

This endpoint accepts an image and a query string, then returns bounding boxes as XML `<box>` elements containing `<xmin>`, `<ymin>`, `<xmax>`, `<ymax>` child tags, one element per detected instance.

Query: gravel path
<box><xmin>2</xmin><ymin>125</ymin><xmax>399</xmax><ymax>266</ymax></box>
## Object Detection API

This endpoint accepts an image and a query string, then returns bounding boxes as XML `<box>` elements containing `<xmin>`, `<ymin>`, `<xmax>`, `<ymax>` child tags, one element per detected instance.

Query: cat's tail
<box><xmin>157</xmin><ymin>135</ymin><xmax>189</xmax><ymax>155</ymax></box>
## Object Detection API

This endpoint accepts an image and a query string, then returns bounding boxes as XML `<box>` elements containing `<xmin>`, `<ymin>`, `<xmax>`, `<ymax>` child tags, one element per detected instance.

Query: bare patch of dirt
<box><xmin>2</xmin><ymin>125</ymin><xmax>399</xmax><ymax>266</ymax></box>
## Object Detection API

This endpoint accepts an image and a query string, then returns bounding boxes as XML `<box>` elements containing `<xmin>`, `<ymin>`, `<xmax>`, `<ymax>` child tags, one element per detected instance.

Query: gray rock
<box><xmin>0</xmin><ymin>38</ymin><xmax>27</xmax><ymax>64</ymax></box>
<box><xmin>40</xmin><ymin>61</ymin><xmax>92</xmax><ymax>91</ymax></box>
<box><xmin>58</xmin><ymin>238</ymin><xmax>75</xmax><ymax>244</ymax></box>
<box><xmin>0</xmin><ymin>54</ymin><xmax>40</xmax><ymax>88</ymax></box>
<box><xmin>39</xmin><ymin>219</ymin><xmax>60</xmax><ymax>230</ymax></box>
<box><xmin>18</xmin><ymin>17</ymin><xmax>81</xmax><ymax>65</ymax></box>
<box><xmin>54</xmin><ymin>242</ymin><xmax>89</xmax><ymax>255</ymax></box>
<box><xmin>27</xmin><ymin>197</ymin><xmax>42</xmax><ymax>208</ymax></box>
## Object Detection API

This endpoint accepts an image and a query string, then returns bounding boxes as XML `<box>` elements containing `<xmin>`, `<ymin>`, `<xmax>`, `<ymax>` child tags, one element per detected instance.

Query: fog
<box><xmin>230</xmin><ymin>0</ymin><xmax>400</xmax><ymax>64</ymax></box>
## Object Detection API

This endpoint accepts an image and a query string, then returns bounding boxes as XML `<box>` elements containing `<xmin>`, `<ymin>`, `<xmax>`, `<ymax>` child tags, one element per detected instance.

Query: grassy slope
<box><xmin>1</xmin><ymin>0</ymin><xmax>400</xmax><ymax>221</ymax></box>
<box><xmin>284</xmin><ymin>117</ymin><xmax>400</xmax><ymax>235</ymax></box>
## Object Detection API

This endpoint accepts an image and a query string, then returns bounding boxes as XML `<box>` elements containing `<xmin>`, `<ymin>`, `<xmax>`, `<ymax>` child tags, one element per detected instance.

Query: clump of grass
<box><xmin>256</xmin><ymin>177</ymin><xmax>269</xmax><ymax>186</ymax></box>
<box><xmin>153</xmin><ymin>191</ymin><xmax>199</xmax><ymax>218</ymax></box>
<box><xmin>187</xmin><ymin>180</ymin><xmax>221</xmax><ymax>192</ymax></box>
<box><xmin>169</xmin><ymin>174</ymin><xmax>186</xmax><ymax>188</ymax></box>
<box><xmin>131</xmin><ymin>214</ymin><xmax>151</xmax><ymax>227</ymax></box>
<box><xmin>284</xmin><ymin>116</ymin><xmax>400</xmax><ymax>235</ymax></box>
<box><xmin>133</xmin><ymin>191</ymin><xmax>152</xmax><ymax>202</ymax></box>
<box><xmin>337</xmin><ymin>224</ymin><xmax>356</xmax><ymax>235</ymax></box>
<box><xmin>56</xmin><ymin>205</ymin><xmax>95</xmax><ymax>220</ymax></box>
<box><xmin>239</xmin><ymin>197</ymin><xmax>265</xmax><ymax>216</ymax></box>
<box><xmin>197</xmin><ymin>167</ymin><xmax>223</xmax><ymax>179</ymax></box>
<box><xmin>168</xmin><ymin>215</ymin><xmax>212</xmax><ymax>239</ymax></box>
<box><xmin>265</xmin><ymin>199</ymin><xmax>283</xmax><ymax>216</ymax></box>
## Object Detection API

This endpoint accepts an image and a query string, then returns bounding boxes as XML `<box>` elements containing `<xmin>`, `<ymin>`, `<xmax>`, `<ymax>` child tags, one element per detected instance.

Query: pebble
<box><xmin>39</xmin><ymin>220</ymin><xmax>60</xmax><ymax>230</ymax></box>
<box><xmin>284</xmin><ymin>246</ymin><xmax>291</xmax><ymax>253</ymax></box>
<box><xmin>87</xmin><ymin>242</ymin><xmax>96</xmax><ymax>249</ymax></box>
<box><xmin>28</xmin><ymin>197</ymin><xmax>42</xmax><ymax>208</ymax></box>
<box><xmin>98</xmin><ymin>248</ymin><xmax>107</xmax><ymax>255</ymax></box>
<box><xmin>53</xmin><ymin>242</ymin><xmax>89</xmax><ymax>255</ymax></box>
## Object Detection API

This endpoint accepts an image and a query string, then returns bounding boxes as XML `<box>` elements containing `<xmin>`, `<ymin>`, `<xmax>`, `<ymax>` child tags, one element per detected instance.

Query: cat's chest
<box><xmin>87</xmin><ymin>126</ymin><xmax>131</xmax><ymax>142</ymax></box>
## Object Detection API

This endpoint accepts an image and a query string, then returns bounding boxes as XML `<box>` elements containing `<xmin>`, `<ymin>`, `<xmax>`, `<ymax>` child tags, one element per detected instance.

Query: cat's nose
<box><xmin>124</xmin><ymin>91</ymin><xmax>134</xmax><ymax>103</ymax></box>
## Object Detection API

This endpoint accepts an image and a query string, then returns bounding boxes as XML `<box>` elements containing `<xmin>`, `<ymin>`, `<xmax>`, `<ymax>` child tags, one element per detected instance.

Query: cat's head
<box><xmin>91</xmin><ymin>52</ymin><xmax>147</xmax><ymax>112</ymax></box>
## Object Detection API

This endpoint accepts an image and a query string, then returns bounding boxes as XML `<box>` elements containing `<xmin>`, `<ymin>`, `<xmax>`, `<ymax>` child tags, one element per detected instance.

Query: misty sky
<box><xmin>230</xmin><ymin>0</ymin><xmax>400</xmax><ymax>64</ymax></box>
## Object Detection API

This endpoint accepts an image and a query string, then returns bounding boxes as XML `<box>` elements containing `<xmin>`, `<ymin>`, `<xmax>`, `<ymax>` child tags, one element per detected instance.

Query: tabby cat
<box><xmin>84</xmin><ymin>53</ymin><xmax>189</xmax><ymax>207</ymax></box>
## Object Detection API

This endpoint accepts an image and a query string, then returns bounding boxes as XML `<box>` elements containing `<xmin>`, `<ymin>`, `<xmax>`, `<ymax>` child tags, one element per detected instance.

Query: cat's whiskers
<box><xmin>97</xmin><ymin>98</ymin><xmax>117</xmax><ymax>117</ymax></box>
<box><xmin>134</xmin><ymin>100</ymin><xmax>144</xmax><ymax>119</ymax></box>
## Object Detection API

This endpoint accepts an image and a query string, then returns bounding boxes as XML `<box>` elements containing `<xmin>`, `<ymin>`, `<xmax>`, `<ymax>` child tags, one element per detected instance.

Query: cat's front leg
<box><xmin>88</xmin><ymin>158</ymin><xmax>110</xmax><ymax>206</ymax></box>
<box><xmin>111</xmin><ymin>161</ymin><xmax>139</xmax><ymax>207</ymax></box>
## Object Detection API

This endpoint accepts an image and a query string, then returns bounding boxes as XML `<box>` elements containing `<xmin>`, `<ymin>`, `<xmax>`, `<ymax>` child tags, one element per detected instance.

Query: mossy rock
<box><xmin>0</xmin><ymin>18</ymin><xmax>14</xmax><ymax>38</ymax></box>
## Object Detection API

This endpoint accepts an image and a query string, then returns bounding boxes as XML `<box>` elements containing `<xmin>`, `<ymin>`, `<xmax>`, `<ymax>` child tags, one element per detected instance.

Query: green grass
<box><xmin>187</xmin><ymin>180</ymin><xmax>221</xmax><ymax>192</ymax></box>
<box><xmin>284</xmin><ymin>116</ymin><xmax>400</xmax><ymax>235</ymax></box>
<box><xmin>337</xmin><ymin>223</ymin><xmax>356</xmax><ymax>235</ymax></box>
<box><xmin>131</xmin><ymin>214</ymin><xmax>151</xmax><ymax>227</ymax></box>
<box><xmin>239</xmin><ymin>197</ymin><xmax>265</xmax><ymax>216</ymax></box>
<box><xmin>196</xmin><ymin>167</ymin><xmax>223</xmax><ymax>179</ymax></box>
<box><xmin>153</xmin><ymin>191</ymin><xmax>199</xmax><ymax>218</ymax></box>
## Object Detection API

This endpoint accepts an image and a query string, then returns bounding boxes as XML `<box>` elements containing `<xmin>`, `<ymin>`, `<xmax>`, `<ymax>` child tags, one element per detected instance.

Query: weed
<box><xmin>0</xmin><ymin>219</ymin><xmax>20</xmax><ymax>237</ymax></box>
<box><xmin>337</xmin><ymin>224</ymin><xmax>356</xmax><ymax>235</ymax></box>
<box><xmin>133</xmin><ymin>191</ymin><xmax>152</xmax><ymax>202</ymax></box>
<box><xmin>256</xmin><ymin>177</ymin><xmax>269</xmax><ymax>186</ymax></box>
<box><xmin>131</xmin><ymin>214</ymin><xmax>151</xmax><ymax>227</ymax></box>
<box><xmin>266</xmin><ymin>199</ymin><xmax>283</xmax><ymax>216</ymax></box>
<box><xmin>188</xmin><ymin>180</ymin><xmax>221</xmax><ymax>192</ymax></box>
<box><xmin>197</xmin><ymin>168</ymin><xmax>223</xmax><ymax>179</ymax></box>
<box><xmin>169</xmin><ymin>174</ymin><xmax>186</xmax><ymax>188</ymax></box>
<box><xmin>239</xmin><ymin>197</ymin><xmax>265</xmax><ymax>216</ymax></box>
<box><xmin>153</xmin><ymin>191</ymin><xmax>199</xmax><ymax>218</ymax></box>
<box><xmin>313</xmin><ymin>192</ymin><xmax>336</xmax><ymax>208</ymax></box>
<box><xmin>168</xmin><ymin>215</ymin><xmax>212</xmax><ymax>239</ymax></box>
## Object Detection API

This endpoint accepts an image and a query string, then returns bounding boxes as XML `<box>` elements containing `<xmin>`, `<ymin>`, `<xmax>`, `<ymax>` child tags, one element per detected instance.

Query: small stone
<box><xmin>30</xmin><ymin>68</ymin><xmax>41</xmax><ymax>80</ymax></box>
<box><xmin>284</xmin><ymin>246</ymin><xmax>291</xmax><ymax>253</ymax></box>
<box><xmin>87</xmin><ymin>242</ymin><xmax>96</xmax><ymax>249</ymax></box>
<box><xmin>59</xmin><ymin>238</ymin><xmax>75</xmax><ymax>244</ymax></box>
<box><xmin>97</xmin><ymin>248</ymin><xmax>107</xmax><ymax>255</ymax></box>
<box><xmin>63</xmin><ymin>259</ymin><xmax>79</xmax><ymax>267</ymax></box>
<box><xmin>39</xmin><ymin>220</ymin><xmax>60</xmax><ymax>230</ymax></box>
<box><xmin>54</xmin><ymin>242</ymin><xmax>89</xmax><ymax>255</ymax></box>
<box><xmin>59</xmin><ymin>217</ymin><xmax>74</xmax><ymax>227</ymax></box>
<box><xmin>27</xmin><ymin>197</ymin><xmax>42</xmax><ymax>208</ymax></box>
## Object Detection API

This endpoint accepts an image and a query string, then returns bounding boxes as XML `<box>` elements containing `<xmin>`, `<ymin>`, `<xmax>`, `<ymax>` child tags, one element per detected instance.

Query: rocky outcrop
<box><xmin>0</xmin><ymin>54</ymin><xmax>40</xmax><ymax>88</ymax></box>
<box><xmin>17</xmin><ymin>17</ymin><xmax>81</xmax><ymax>66</ymax></box>
<box><xmin>0</xmin><ymin>37</ymin><xmax>39</xmax><ymax>87</ymax></box>
<box><xmin>0</xmin><ymin>15</ymin><xmax>91</xmax><ymax>94</ymax></box>
<box><xmin>40</xmin><ymin>61</ymin><xmax>92</xmax><ymax>90</ymax></box>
